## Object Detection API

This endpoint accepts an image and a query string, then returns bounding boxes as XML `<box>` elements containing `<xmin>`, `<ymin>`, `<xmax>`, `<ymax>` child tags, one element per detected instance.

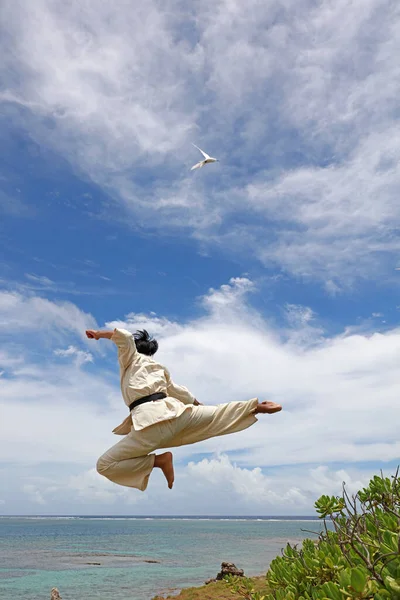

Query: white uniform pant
<box><xmin>97</xmin><ymin>399</ymin><xmax>259</xmax><ymax>491</ymax></box>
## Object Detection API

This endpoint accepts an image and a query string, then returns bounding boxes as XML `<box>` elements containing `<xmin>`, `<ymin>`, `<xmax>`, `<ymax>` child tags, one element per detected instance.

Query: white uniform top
<box><xmin>111</xmin><ymin>328</ymin><xmax>195</xmax><ymax>435</ymax></box>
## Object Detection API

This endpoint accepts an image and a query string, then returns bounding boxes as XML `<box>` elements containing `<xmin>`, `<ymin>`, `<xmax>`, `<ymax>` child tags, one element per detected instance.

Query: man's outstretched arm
<box><xmin>86</xmin><ymin>329</ymin><xmax>113</xmax><ymax>340</ymax></box>
<box><xmin>86</xmin><ymin>328</ymin><xmax>137</xmax><ymax>369</ymax></box>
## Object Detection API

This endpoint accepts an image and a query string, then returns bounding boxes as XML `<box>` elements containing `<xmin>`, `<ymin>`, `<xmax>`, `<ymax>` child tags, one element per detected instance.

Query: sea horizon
<box><xmin>0</xmin><ymin>514</ymin><xmax>320</xmax><ymax>520</ymax></box>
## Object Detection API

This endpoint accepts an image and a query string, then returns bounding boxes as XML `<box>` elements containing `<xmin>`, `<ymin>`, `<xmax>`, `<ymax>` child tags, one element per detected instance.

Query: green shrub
<box><xmin>266</xmin><ymin>470</ymin><xmax>400</xmax><ymax>600</ymax></box>
<box><xmin>227</xmin><ymin>470</ymin><xmax>400</xmax><ymax>600</ymax></box>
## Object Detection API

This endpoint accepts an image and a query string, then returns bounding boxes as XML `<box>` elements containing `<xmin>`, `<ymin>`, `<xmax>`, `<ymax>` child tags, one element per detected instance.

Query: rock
<box><xmin>216</xmin><ymin>561</ymin><xmax>245</xmax><ymax>580</ymax></box>
<box><xmin>50</xmin><ymin>589</ymin><xmax>62</xmax><ymax>600</ymax></box>
<box><xmin>205</xmin><ymin>561</ymin><xmax>245</xmax><ymax>584</ymax></box>
<box><xmin>144</xmin><ymin>559</ymin><xmax>161</xmax><ymax>563</ymax></box>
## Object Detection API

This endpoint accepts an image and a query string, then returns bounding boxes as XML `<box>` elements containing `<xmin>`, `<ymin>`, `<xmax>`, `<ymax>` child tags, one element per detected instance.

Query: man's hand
<box><xmin>86</xmin><ymin>329</ymin><xmax>114</xmax><ymax>340</ymax></box>
<box><xmin>86</xmin><ymin>329</ymin><xmax>99</xmax><ymax>340</ymax></box>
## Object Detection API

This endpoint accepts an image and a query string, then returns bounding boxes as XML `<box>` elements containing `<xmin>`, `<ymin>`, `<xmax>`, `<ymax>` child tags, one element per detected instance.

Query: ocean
<box><xmin>0</xmin><ymin>516</ymin><xmax>327</xmax><ymax>600</ymax></box>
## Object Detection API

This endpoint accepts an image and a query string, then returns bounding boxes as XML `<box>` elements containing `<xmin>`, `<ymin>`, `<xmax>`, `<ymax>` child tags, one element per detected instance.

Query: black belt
<box><xmin>129</xmin><ymin>392</ymin><xmax>166</xmax><ymax>412</ymax></box>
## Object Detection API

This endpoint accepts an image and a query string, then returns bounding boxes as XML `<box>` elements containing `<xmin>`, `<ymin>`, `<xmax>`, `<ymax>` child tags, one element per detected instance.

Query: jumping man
<box><xmin>86</xmin><ymin>328</ymin><xmax>282</xmax><ymax>491</ymax></box>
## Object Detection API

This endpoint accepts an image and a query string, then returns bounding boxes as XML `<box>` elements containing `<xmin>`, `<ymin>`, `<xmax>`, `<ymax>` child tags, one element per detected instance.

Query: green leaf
<box><xmin>374</xmin><ymin>591</ymin><xmax>393</xmax><ymax>600</ymax></box>
<box><xmin>384</xmin><ymin>575</ymin><xmax>400</xmax><ymax>594</ymax></box>
<box><xmin>338</xmin><ymin>568</ymin><xmax>351</xmax><ymax>589</ymax></box>
<box><xmin>382</xmin><ymin>530</ymin><xmax>398</xmax><ymax>552</ymax></box>
<box><xmin>364</xmin><ymin>579</ymin><xmax>379</xmax><ymax>595</ymax></box>
<box><xmin>319</xmin><ymin>581</ymin><xmax>343</xmax><ymax>600</ymax></box>
<box><xmin>325</xmin><ymin>555</ymin><xmax>335</xmax><ymax>569</ymax></box>
<box><xmin>350</xmin><ymin>567</ymin><xmax>367</xmax><ymax>594</ymax></box>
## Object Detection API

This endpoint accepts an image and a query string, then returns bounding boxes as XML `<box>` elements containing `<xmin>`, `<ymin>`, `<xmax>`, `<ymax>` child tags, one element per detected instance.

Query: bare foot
<box><xmin>154</xmin><ymin>452</ymin><xmax>174</xmax><ymax>489</ymax></box>
<box><xmin>254</xmin><ymin>401</ymin><xmax>282</xmax><ymax>414</ymax></box>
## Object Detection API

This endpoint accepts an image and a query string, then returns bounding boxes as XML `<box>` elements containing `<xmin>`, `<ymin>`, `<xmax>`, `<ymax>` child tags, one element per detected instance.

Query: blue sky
<box><xmin>0</xmin><ymin>0</ymin><xmax>400</xmax><ymax>515</ymax></box>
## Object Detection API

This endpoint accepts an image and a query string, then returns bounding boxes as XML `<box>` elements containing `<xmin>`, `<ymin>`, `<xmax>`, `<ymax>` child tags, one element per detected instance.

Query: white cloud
<box><xmin>0</xmin><ymin>359</ymin><xmax>122</xmax><ymax>466</ymax></box>
<box><xmin>0</xmin><ymin>350</ymin><xmax>23</xmax><ymax>369</ymax></box>
<box><xmin>6</xmin><ymin>458</ymin><xmax>374</xmax><ymax>515</ymax></box>
<box><xmin>186</xmin><ymin>455</ymin><xmax>368</xmax><ymax>508</ymax></box>
<box><xmin>0</xmin><ymin>290</ymin><xmax>98</xmax><ymax>341</ymax></box>
<box><xmin>66</xmin><ymin>469</ymin><xmax>140</xmax><ymax>505</ymax></box>
<box><xmin>106</xmin><ymin>314</ymin><xmax>183</xmax><ymax>339</ymax></box>
<box><xmin>22</xmin><ymin>484</ymin><xmax>46</xmax><ymax>505</ymax></box>
<box><xmin>1</xmin><ymin>0</ymin><xmax>400</xmax><ymax>284</ymax></box>
<box><xmin>201</xmin><ymin>277</ymin><xmax>256</xmax><ymax>316</ymax></box>
<box><xmin>285</xmin><ymin>304</ymin><xmax>315</xmax><ymax>328</ymax></box>
<box><xmin>25</xmin><ymin>273</ymin><xmax>54</xmax><ymax>287</ymax></box>
<box><xmin>0</xmin><ymin>0</ymin><xmax>197</xmax><ymax>171</ymax></box>
<box><xmin>54</xmin><ymin>345</ymin><xmax>93</xmax><ymax>367</ymax></box>
<box><xmin>238</xmin><ymin>130</ymin><xmax>400</xmax><ymax>281</ymax></box>
<box><xmin>187</xmin><ymin>454</ymin><xmax>305</xmax><ymax>506</ymax></box>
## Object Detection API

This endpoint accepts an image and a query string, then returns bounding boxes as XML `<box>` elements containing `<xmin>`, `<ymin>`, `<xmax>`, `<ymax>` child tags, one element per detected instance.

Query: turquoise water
<box><xmin>0</xmin><ymin>516</ymin><xmax>326</xmax><ymax>599</ymax></box>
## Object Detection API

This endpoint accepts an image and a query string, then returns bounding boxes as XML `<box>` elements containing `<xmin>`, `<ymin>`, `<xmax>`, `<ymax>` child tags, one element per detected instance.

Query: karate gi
<box><xmin>96</xmin><ymin>328</ymin><xmax>258</xmax><ymax>491</ymax></box>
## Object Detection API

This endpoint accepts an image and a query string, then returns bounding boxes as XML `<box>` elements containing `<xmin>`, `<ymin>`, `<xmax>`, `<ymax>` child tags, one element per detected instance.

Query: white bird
<box><xmin>190</xmin><ymin>144</ymin><xmax>219</xmax><ymax>170</ymax></box>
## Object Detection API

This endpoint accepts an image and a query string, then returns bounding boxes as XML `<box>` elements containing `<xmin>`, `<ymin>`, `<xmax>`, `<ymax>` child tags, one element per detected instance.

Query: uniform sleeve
<box><xmin>165</xmin><ymin>369</ymin><xmax>196</xmax><ymax>405</ymax></box>
<box><xmin>111</xmin><ymin>328</ymin><xmax>137</xmax><ymax>369</ymax></box>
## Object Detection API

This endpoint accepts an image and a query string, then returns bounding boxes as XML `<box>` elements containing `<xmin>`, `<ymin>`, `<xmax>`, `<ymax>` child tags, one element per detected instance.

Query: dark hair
<box><xmin>134</xmin><ymin>329</ymin><xmax>158</xmax><ymax>356</ymax></box>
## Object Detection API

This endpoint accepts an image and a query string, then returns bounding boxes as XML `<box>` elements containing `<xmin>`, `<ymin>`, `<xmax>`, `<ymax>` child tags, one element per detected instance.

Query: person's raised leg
<box><xmin>96</xmin><ymin>450</ymin><xmax>156</xmax><ymax>491</ymax></box>
<box><xmin>163</xmin><ymin>398</ymin><xmax>283</xmax><ymax>449</ymax></box>
<box><xmin>96</xmin><ymin>419</ymin><xmax>182</xmax><ymax>491</ymax></box>
<box><xmin>96</xmin><ymin>425</ymin><xmax>160</xmax><ymax>491</ymax></box>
